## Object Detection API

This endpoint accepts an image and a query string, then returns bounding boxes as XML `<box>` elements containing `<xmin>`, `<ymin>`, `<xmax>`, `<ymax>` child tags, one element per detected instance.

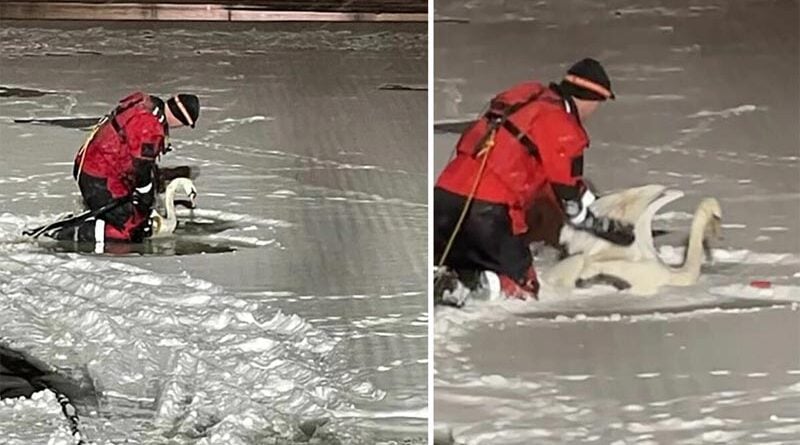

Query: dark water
<box><xmin>0</xmin><ymin>344</ymin><xmax>96</xmax><ymax>403</ymax></box>
<box><xmin>13</xmin><ymin>117</ymin><xmax>101</xmax><ymax>130</ymax></box>
<box><xmin>0</xmin><ymin>86</ymin><xmax>54</xmax><ymax>98</ymax></box>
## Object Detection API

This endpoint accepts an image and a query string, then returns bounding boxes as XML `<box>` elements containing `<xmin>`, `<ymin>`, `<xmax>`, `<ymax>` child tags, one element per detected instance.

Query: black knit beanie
<box><xmin>167</xmin><ymin>94</ymin><xmax>200</xmax><ymax>128</ymax></box>
<box><xmin>559</xmin><ymin>58</ymin><xmax>615</xmax><ymax>101</ymax></box>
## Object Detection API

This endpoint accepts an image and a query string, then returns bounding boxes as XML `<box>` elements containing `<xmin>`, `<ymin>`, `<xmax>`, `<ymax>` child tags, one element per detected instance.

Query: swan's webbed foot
<box><xmin>575</xmin><ymin>274</ymin><xmax>631</xmax><ymax>290</ymax></box>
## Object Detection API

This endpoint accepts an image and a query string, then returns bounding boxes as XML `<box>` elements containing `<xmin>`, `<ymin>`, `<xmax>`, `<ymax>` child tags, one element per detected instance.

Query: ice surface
<box><xmin>434</xmin><ymin>0</ymin><xmax>799</xmax><ymax>443</ymax></box>
<box><xmin>1</xmin><ymin>20</ymin><xmax>426</xmax><ymax>444</ymax></box>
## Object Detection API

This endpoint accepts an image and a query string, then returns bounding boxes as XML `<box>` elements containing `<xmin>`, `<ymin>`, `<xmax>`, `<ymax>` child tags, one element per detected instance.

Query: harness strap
<box><xmin>475</xmin><ymin>89</ymin><xmax>546</xmax><ymax>159</ymax></box>
<box><xmin>109</xmin><ymin>112</ymin><xmax>127</xmax><ymax>143</ymax></box>
<box><xmin>484</xmin><ymin>110</ymin><xmax>541</xmax><ymax>160</ymax></box>
<box><xmin>108</xmin><ymin>95</ymin><xmax>145</xmax><ymax>142</ymax></box>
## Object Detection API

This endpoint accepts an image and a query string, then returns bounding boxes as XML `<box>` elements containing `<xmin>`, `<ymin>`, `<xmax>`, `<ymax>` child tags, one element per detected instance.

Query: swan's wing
<box><xmin>590</xmin><ymin>185</ymin><xmax>667</xmax><ymax>224</ymax></box>
<box><xmin>636</xmin><ymin>189</ymin><xmax>684</xmax><ymax>259</ymax></box>
<box><xmin>543</xmin><ymin>255</ymin><xmax>585</xmax><ymax>288</ymax></box>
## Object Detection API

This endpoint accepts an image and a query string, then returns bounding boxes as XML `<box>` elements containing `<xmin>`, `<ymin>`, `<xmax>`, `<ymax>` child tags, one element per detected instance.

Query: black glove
<box><xmin>131</xmin><ymin>186</ymin><xmax>155</xmax><ymax>212</ymax></box>
<box><xmin>130</xmin><ymin>218</ymin><xmax>153</xmax><ymax>242</ymax></box>
<box><xmin>583</xmin><ymin>212</ymin><xmax>635</xmax><ymax>246</ymax></box>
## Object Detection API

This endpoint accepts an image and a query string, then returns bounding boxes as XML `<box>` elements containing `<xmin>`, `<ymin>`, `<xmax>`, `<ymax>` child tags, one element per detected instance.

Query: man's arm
<box><xmin>534</xmin><ymin>115</ymin><xmax>634</xmax><ymax>246</ymax></box>
<box><xmin>551</xmin><ymin>180</ymin><xmax>635</xmax><ymax>246</ymax></box>
<box><xmin>127</xmin><ymin>117</ymin><xmax>164</xmax><ymax>212</ymax></box>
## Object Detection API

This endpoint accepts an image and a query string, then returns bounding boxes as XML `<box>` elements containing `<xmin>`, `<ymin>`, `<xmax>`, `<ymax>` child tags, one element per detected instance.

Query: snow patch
<box><xmin>689</xmin><ymin>105</ymin><xmax>763</xmax><ymax>119</ymax></box>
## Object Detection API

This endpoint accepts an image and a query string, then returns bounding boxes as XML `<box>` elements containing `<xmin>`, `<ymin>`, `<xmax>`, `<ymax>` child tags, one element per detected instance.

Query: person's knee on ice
<box><xmin>75</xmin><ymin>176</ymin><xmax>151</xmax><ymax>242</ymax></box>
<box><xmin>50</xmin><ymin>219</ymin><xmax>104</xmax><ymax>243</ymax></box>
<box><xmin>50</xmin><ymin>211</ymin><xmax>151</xmax><ymax>243</ymax></box>
<box><xmin>499</xmin><ymin>266</ymin><xmax>540</xmax><ymax>300</ymax></box>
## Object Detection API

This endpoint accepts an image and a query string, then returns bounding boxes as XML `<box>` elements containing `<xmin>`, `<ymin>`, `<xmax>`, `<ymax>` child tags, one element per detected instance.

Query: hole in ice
<box><xmin>0</xmin><ymin>86</ymin><xmax>55</xmax><ymax>98</ymax></box>
<box><xmin>13</xmin><ymin>117</ymin><xmax>102</xmax><ymax>130</ymax></box>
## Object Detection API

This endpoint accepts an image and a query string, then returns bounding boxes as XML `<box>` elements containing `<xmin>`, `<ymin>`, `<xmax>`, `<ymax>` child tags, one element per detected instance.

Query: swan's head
<box><xmin>698</xmin><ymin>197</ymin><xmax>722</xmax><ymax>239</ymax></box>
<box><xmin>169</xmin><ymin>177</ymin><xmax>198</xmax><ymax>209</ymax></box>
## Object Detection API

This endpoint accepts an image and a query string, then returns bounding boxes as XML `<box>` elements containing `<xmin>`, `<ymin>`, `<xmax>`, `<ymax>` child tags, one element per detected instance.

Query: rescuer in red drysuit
<box><xmin>434</xmin><ymin>58</ymin><xmax>634</xmax><ymax>300</ymax></box>
<box><xmin>53</xmin><ymin>92</ymin><xmax>200</xmax><ymax>243</ymax></box>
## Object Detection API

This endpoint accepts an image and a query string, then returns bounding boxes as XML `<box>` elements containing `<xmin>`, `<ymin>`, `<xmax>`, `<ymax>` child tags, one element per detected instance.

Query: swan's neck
<box><xmin>158</xmin><ymin>187</ymin><xmax>178</xmax><ymax>234</ymax></box>
<box><xmin>164</xmin><ymin>187</ymin><xmax>176</xmax><ymax>221</ymax></box>
<box><xmin>670</xmin><ymin>207</ymin><xmax>710</xmax><ymax>285</ymax></box>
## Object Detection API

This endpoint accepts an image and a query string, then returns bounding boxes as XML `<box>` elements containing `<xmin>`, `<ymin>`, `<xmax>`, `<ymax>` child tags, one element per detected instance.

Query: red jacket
<box><xmin>436</xmin><ymin>82</ymin><xmax>589</xmax><ymax>235</ymax></box>
<box><xmin>74</xmin><ymin>92</ymin><xmax>167</xmax><ymax>198</ymax></box>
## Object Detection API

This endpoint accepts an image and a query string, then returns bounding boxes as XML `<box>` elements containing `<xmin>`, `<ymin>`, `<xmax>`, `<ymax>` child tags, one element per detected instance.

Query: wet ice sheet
<box><xmin>1</xmin><ymin>21</ymin><xmax>426</xmax><ymax>443</ymax></box>
<box><xmin>436</xmin><ymin>304</ymin><xmax>800</xmax><ymax>445</ymax></box>
<box><xmin>433</xmin><ymin>0</ymin><xmax>799</xmax><ymax>443</ymax></box>
<box><xmin>435</xmin><ymin>245</ymin><xmax>800</xmax><ymax>444</ymax></box>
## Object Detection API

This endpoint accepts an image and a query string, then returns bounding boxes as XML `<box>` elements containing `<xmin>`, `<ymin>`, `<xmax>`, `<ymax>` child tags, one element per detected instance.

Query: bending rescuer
<box><xmin>53</xmin><ymin>92</ymin><xmax>200</xmax><ymax>243</ymax></box>
<box><xmin>434</xmin><ymin>58</ymin><xmax>634</xmax><ymax>300</ymax></box>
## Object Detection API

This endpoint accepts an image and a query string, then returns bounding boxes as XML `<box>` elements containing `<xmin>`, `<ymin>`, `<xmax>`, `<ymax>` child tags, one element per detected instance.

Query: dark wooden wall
<box><xmin>0</xmin><ymin>0</ymin><xmax>428</xmax><ymax>21</ymax></box>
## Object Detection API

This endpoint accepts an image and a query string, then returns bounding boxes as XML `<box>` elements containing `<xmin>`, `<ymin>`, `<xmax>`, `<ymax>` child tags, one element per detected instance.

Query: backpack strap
<box><xmin>477</xmin><ymin>89</ymin><xmax>546</xmax><ymax>160</ymax></box>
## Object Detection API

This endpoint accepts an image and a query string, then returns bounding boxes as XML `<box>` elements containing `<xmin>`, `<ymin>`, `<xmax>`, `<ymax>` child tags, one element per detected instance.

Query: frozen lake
<box><xmin>433</xmin><ymin>0</ymin><xmax>800</xmax><ymax>443</ymax></box>
<box><xmin>0</xmin><ymin>21</ymin><xmax>427</xmax><ymax>444</ymax></box>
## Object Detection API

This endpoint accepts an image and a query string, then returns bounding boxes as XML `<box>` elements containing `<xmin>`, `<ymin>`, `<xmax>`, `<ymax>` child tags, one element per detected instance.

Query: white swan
<box><xmin>544</xmin><ymin>185</ymin><xmax>722</xmax><ymax>295</ymax></box>
<box><xmin>150</xmin><ymin>177</ymin><xmax>197</xmax><ymax>238</ymax></box>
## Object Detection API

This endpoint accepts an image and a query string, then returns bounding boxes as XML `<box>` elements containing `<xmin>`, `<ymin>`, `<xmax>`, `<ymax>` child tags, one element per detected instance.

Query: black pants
<box><xmin>79</xmin><ymin>174</ymin><xmax>152</xmax><ymax>231</ymax></box>
<box><xmin>434</xmin><ymin>188</ymin><xmax>532</xmax><ymax>283</ymax></box>
<box><xmin>52</xmin><ymin>174</ymin><xmax>151</xmax><ymax>242</ymax></box>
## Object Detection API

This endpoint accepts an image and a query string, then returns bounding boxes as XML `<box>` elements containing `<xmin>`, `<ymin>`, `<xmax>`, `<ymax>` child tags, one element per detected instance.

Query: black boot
<box><xmin>47</xmin><ymin>219</ymin><xmax>100</xmax><ymax>243</ymax></box>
